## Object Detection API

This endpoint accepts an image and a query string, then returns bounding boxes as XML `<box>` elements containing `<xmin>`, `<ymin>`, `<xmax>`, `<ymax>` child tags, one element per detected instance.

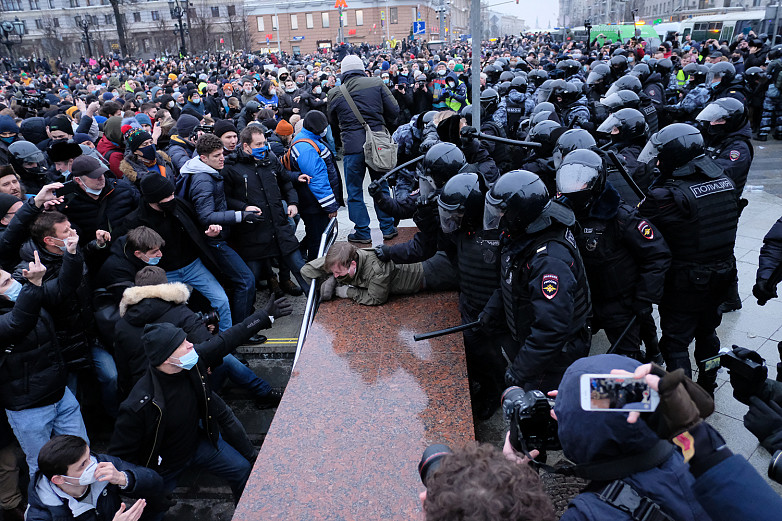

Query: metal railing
<box><xmin>292</xmin><ymin>217</ymin><xmax>338</xmax><ymax>369</ymax></box>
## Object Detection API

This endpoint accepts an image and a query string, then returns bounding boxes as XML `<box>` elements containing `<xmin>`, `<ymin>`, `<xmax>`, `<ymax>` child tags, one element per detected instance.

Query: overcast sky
<box><xmin>489</xmin><ymin>0</ymin><xmax>560</xmax><ymax>29</ymax></box>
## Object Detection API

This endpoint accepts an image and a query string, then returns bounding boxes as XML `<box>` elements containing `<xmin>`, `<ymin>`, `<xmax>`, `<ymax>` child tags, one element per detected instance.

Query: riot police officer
<box><xmin>638</xmin><ymin>123</ymin><xmax>740</xmax><ymax>393</ymax></box>
<box><xmin>480</xmin><ymin>170</ymin><xmax>591</xmax><ymax>392</ymax></box>
<box><xmin>606</xmin><ymin>75</ymin><xmax>659</xmax><ymax>133</ymax></box>
<box><xmin>493</xmin><ymin>77</ymin><xmax>534</xmax><ymax>140</ymax></box>
<box><xmin>556</xmin><ymin>149</ymin><xmax>671</xmax><ymax>360</ymax></box>
<box><xmin>438</xmin><ymin>172</ymin><xmax>508</xmax><ymax>420</ymax></box>
<box><xmin>519</xmin><ymin>120</ymin><xmax>565</xmax><ymax>190</ymax></box>
<box><xmin>596</xmin><ymin>107</ymin><xmax>653</xmax><ymax>205</ymax></box>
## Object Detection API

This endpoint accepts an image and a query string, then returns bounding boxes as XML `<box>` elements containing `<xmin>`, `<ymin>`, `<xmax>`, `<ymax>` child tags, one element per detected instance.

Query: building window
<box><xmin>3</xmin><ymin>0</ymin><xmax>21</xmax><ymax>10</ymax></box>
<box><xmin>272</xmin><ymin>14</ymin><xmax>278</xmax><ymax>30</ymax></box>
<box><xmin>52</xmin><ymin>16</ymin><xmax>59</xmax><ymax>26</ymax></box>
<box><xmin>133</xmin><ymin>11</ymin><xmax>140</xmax><ymax>21</ymax></box>
<box><xmin>48</xmin><ymin>0</ymin><xmax>54</xmax><ymax>7</ymax></box>
<box><xmin>410</xmin><ymin>7</ymin><xmax>416</xmax><ymax>22</ymax></box>
<box><xmin>104</xmin><ymin>13</ymin><xmax>112</xmax><ymax>24</ymax></box>
<box><xmin>34</xmin><ymin>18</ymin><xmax>42</xmax><ymax>28</ymax></box>
<box><xmin>227</xmin><ymin>4</ymin><xmax>235</xmax><ymax>16</ymax></box>
<box><xmin>321</xmin><ymin>12</ymin><xmax>329</xmax><ymax>28</ymax></box>
<box><xmin>292</xmin><ymin>45</ymin><xmax>300</xmax><ymax>55</ymax></box>
<box><xmin>390</xmin><ymin>6</ymin><xmax>398</xmax><ymax>24</ymax></box>
<box><xmin>29</xmin><ymin>0</ymin><xmax>40</xmax><ymax>9</ymax></box>
<box><xmin>151</xmin><ymin>10</ymin><xmax>159</xmax><ymax>20</ymax></box>
<box><xmin>256</xmin><ymin>16</ymin><xmax>264</xmax><ymax>31</ymax></box>
<box><xmin>211</xmin><ymin>6</ymin><xmax>218</xmax><ymax>17</ymax></box>
<box><xmin>306</xmin><ymin>12</ymin><xmax>313</xmax><ymax>28</ymax></box>
<box><xmin>355</xmin><ymin>9</ymin><xmax>363</xmax><ymax>25</ymax></box>
<box><xmin>68</xmin><ymin>0</ymin><xmax>78</xmax><ymax>7</ymax></box>
<box><xmin>290</xmin><ymin>14</ymin><xmax>298</xmax><ymax>29</ymax></box>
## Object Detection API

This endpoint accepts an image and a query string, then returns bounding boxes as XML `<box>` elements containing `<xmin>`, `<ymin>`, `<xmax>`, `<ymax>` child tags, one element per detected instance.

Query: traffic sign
<box><xmin>413</xmin><ymin>21</ymin><xmax>425</xmax><ymax>35</ymax></box>
<box><xmin>380</xmin><ymin>10</ymin><xmax>385</xmax><ymax>20</ymax></box>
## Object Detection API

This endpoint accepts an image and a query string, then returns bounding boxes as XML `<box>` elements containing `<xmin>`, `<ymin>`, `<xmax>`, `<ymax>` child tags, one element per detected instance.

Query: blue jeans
<box><xmin>209</xmin><ymin>354</ymin><xmax>272</xmax><ymax>398</ymax></box>
<box><xmin>91</xmin><ymin>345</ymin><xmax>119</xmax><ymax>418</ymax></box>
<box><xmin>6</xmin><ymin>388</ymin><xmax>88</xmax><ymax>478</ymax></box>
<box><xmin>167</xmin><ymin>259</ymin><xmax>232</xmax><ymax>331</ymax></box>
<box><xmin>300</xmin><ymin>212</ymin><xmax>331</xmax><ymax>261</ymax></box>
<box><xmin>343</xmin><ymin>151</ymin><xmax>395</xmax><ymax>237</ymax></box>
<box><xmin>324</xmin><ymin>125</ymin><xmax>337</xmax><ymax>157</ymax></box>
<box><xmin>209</xmin><ymin>241</ymin><xmax>256</xmax><ymax>323</ymax></box>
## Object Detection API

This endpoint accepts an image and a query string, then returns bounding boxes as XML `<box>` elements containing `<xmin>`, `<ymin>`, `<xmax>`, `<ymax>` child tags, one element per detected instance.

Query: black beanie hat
<box><xmin>140</xmin><ymin>173</ymin><xmax>175</xmax><ymax>203</ymax></box>
<box><xmin>214</xmin><ymin>119</ymin><xmax>237</xmax><ymax>137</ymax></box>
<box><xmin>0</xmin><ymin>193</ymin><xmax>20</xmax><ymax>218</ymax></box>
<box><xmin>126</xmin><ymin>128</ymin><xmax>153</xmax><ymax>152</ymax></box>
<box><xmin>303</xmin><ymin>111</ymin><xmax>328</xmax><ymax>135</ymax></box>
<box><xmin>142</xmin><ymin>322</ymin><xmax>187</xmax><ymax>367</ymax></box>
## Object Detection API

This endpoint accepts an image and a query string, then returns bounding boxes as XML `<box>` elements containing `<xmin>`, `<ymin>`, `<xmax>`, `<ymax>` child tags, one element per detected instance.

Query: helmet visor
<box><xmin>556</xmin><ymin>162</ymin><xmax>600</xmax><ymax>195</ymax></box>
<box><xmin>483</xmin><ymin>192</ymin><xmax>504</xmax><ymax>231</ymax></box>
<box><xmin>596</xmin><ymin>113</ymin><xmax>622</xmax><ymax>135</ymax></box>
<box><xmin>536</xmin><ymin>87</ymin><xmax>552</xmax><ymax>104</ymax></box>
<box><xmin>438</xmin><ymin>206</ymin><xmax>464</xmax><ymax>234</ymax></box>
<box><xmin>586</xmin><ymin>69</ymin><xmax>605</xmax><ymax>86</ymax></box>
<box><xmin>419</xmin><ymin>175</ymin><xmax>438</xmax><ymax>202</ymax></box>
<box><xmin>604</xmin><ymin>82</ymin><xmax>624</xmax><ymax>97</ymax></box>
<box><xmin>637</xmin><ymin>139</ymin><xmax>659</xmax><ymax>165</ymax></box>
<box><xmin>695</xmin><ymin>102</ymin><xmax>730</xmax><ymax>123</ymax></box>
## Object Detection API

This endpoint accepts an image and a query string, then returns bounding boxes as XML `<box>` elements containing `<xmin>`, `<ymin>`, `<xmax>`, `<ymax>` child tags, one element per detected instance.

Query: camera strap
<box><xmin>597</xmin><ymin>479</ymin><xmax>675</xmax><ymax>521</ymax></box>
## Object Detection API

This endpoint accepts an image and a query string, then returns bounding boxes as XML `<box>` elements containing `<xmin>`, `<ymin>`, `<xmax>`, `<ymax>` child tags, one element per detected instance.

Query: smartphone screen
<box><xmin>580</xmin><ymin>374</ymin><xmax>659</xmax><ymax>412</ymax></box>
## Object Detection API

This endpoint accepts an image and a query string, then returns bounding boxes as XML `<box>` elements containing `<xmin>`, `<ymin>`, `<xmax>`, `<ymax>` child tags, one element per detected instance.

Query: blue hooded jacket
<box><xmin>555</xmin><ymin>354</ymin><xmax>713</xmax><ymax>521</ymax></box>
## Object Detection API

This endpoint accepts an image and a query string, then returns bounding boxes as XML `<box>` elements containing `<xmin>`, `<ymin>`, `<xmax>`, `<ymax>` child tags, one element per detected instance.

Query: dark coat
<box><xmin>179</xmin><ymin>157</ymin><xmax>238</xmax><ymax>234</ymax></box>
<box><xmin>327</xmin><ymin>71</ymin><xmax>400</xmax><ymax>155</ymax></box>
<box><xmin>26</xmin><ymin>453</ymin><xmax>163</xmax><ymax>521</ymax></box>
<box><xmin>222</xmin><ymin>149</ymin><xmax>300</xmax><ymax>259</ymax></box>
<box><xmin>166</xmin><ymin>134</ymin><xmax>196</xmax><ymax>174</ymax></box>
<box><xmin>0</xmin><ymin>197</ymin><xmax>42</xmax><ymax>270</ymax></box>
<box><xmin>118</xmin><ymin>149</ymin><xmax>175</xmax><ymax>184</ymax></box>
<box><xmin>93</xmin><ymin>235</ymin><xmax>148</xmax><ymax>289</ymax></box>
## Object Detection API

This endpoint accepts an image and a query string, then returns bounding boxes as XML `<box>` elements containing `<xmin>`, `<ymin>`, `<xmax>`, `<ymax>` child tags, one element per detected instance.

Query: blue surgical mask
<box><xmin>61</xmin><ymin>170</ymin><xmax>71</xmax><ymax>179</ymax></box>
<box><xmin>82</xmin><ymin>184</ymin><xmax>102</xmax><ymax>196</ymax></box>
<box><xmin>2</xmin><ymin>279</ymin><xmax>21</xmax><ymax>302</ymax></box>
<box><xmin>335</xmin><ymin>78</ymin><xmax>342</xmax><ymax>87</ymax></box>
<box><xmin>172</xmin><ymin>349</ymin><xmax>199</xmax><ymax>370</ymax></box>
<box><xmin>251</xmin><ymin>146</ymin><xmax>268</xmax><ymax>160</ymax></box>
<box><xmin>144</xmin><ymin>254</ymin><xmax>161</xmax><ymax>265</ymax></box>
<box><xmin>49</xmin><ymin>237</ymin><xmax>68</xmax><ymax>253</ymax></box>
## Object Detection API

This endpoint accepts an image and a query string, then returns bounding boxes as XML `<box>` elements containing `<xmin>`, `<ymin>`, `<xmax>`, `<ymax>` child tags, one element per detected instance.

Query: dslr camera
<box><xmin>18</xmin><ymin>93</ymin><xmax>50</xmax><ymax>110</ymax></box>
<box><xmin>194</xmin><ymin>308</ymin><xmax>220</xmax><ymax>327</ymax></box>
<box><xmin>502</xmin><ymin>387</ymin><xmax>560</xmax><ymax>461</ymax></box>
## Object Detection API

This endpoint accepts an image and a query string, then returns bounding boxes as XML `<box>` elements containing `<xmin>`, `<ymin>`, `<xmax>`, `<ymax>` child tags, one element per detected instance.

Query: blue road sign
<box><xmin>413</xmin><ymin>21</ymin><xmax>426</xmax><ymax>35</ymax></box>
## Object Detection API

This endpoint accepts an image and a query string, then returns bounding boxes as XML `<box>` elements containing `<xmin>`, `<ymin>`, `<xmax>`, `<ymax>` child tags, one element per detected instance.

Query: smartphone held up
<box><xmin>580</xmin><ymin>374</ymin><xmax>659</xmax><ymax>412</ymax></box>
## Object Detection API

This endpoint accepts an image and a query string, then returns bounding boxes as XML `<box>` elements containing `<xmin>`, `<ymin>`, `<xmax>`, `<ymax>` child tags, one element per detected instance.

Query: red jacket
<box><xmin>96</xmin><ymin>136</ymin><xmax>125</xmax><ymax>178</ymax></box>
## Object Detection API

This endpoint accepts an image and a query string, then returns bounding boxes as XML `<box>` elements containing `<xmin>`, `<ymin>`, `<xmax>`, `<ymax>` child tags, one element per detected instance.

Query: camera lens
<box><xmin>418</xmin><ymin>444</ymin><xmax>452</xmax><ymax>487</ymax></box>
<box><xmin>769</xmin><ymin>450</ymin><xmax>782</xmax><ymax>484</ymax></box>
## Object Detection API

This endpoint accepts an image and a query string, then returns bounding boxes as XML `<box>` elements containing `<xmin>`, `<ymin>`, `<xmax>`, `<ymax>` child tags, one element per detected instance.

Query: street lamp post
<box><xmin>168</xmin><ymin>0</ymin><xmax>189</xmax><ymax>57</ymax></box>
<box><xmin>0</xmin><ymin>18</ymin><xmax>24</xmax><ymax>61</ymax></box>
<box><xmin>76</xmin><ymin>16</ymin><xmax>93</xmax><ymax>58</ymax></box>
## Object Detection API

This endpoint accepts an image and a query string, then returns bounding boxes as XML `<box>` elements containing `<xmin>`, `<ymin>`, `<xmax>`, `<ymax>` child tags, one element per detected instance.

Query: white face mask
<box><xmin>62</xmin><ymin>458</ymin><xmax>98</xmax><ymax>487</ymax></box>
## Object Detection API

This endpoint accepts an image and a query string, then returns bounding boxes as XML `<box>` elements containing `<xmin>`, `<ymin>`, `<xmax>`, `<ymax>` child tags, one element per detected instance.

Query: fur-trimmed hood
<box><xmin>119</xmin><ymin>282</ymin><xmax>190</xmax><ymax>317</ymax></box>
<box><xmin>119</xmin><ymin>149</ymin><xmax>173</xmax><ymax>183</ymax></box>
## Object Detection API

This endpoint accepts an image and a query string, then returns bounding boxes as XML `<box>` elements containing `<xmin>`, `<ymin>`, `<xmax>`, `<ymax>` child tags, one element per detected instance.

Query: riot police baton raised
<box><xmin>606</xmin><ymin>150</ymin><xmax>645</xmax><ymax>201</ymax></box>
<box><xmin>373</xmin><ymin>154</ymin><xmax>425</xmax><ymax>186</ymax></box>
<box><xmin>475</xmin><ymin>132</ymin><xmax>542</xmax><ymax>149</ymax></box>
<box><xmin>414</xmin><ymin>320</ymin><xmax>482</xmax><ymax>341</ymax></box>
<box><xmin>605</xmin><ymin>316</ymin><xmax>637</xmax><ymax>355</ymax></box>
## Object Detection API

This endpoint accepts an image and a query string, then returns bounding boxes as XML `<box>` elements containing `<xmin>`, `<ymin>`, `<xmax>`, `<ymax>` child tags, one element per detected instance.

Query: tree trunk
<box><xmin>109</xmin><ymin>0</ymin><xmax>128</xmax><ymax>57</ymax></box>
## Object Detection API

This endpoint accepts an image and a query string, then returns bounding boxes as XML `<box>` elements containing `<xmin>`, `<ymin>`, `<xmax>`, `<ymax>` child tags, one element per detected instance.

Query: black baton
<box><xmin>476</xmin><ymin>132</ymin><xmax>542</xmax><ymax>148</ymax></box>
<box><xmin>606</xmin><ymin>316</ymin><xmax>637</xmax><ymax>355</ymax></box>
<box><xmin>414</xmin><ymin>320</ymin><xmax>482</xmax><ymax>341</ymax></box>
<box><xmin>606</xmin><ymin>150</ymin><xmax>645</xmax><ymax>201</ymax></box>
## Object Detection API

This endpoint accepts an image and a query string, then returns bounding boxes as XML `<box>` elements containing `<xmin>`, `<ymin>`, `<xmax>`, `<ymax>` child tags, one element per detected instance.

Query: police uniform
<box><xmin>486</xmin><ymin>220</ymin><xmax>591</xmax><ymax>392</ymax></box>
<box><xmin>640</xmin><ymin>158</ymin><xmax>739</xmax><ymax>381</ymax></box>
<box><xmin>705</xmin><ymin>124</ymin><xmax>754</xmax><ymax>194</ymax></box>
<box><xmin>575</xmin><ymin>184</ymin><xmax>671</xmax><ymax>358</ymax></box>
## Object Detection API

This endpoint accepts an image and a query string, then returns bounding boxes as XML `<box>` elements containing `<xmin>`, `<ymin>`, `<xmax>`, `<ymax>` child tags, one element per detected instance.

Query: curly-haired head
<box><xmin>423</xmin><ymin>442</ymin><xmax>555</xmax><ymax>521</ymax></box>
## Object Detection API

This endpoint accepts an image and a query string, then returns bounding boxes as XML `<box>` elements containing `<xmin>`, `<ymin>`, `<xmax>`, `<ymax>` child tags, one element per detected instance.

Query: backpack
<box><xmin>281</xmin><ymin>138</ymin><xmax>320</xmax><ymax>172</ymax></box>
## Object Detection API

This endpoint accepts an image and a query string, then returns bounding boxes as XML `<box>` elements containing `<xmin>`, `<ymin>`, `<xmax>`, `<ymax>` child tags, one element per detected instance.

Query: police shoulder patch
<box><xmin>541</xmin><ymin>274</ymin><xmax>559</xmax><ymax>300</ymax></box>
<box><xmin>729</xmin><ymin>150</ymin><xmax>740</xmax><ymax>161</ymax></box>
<box><xmin>637</xmin><ymin>220</ymin><xmax>654</xmax><ymax>240</ymax></box>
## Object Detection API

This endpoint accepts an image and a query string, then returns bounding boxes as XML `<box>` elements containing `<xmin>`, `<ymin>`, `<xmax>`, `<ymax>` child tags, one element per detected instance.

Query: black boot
<box><xmin>719</xmin><ymin>278</ymin><xmax>742</xmax><ymax>313</ymax></box>
<box><xmin>696</xmin><ymin>369</ymin><xmax>718</xmax><ymax>397</ymax></box>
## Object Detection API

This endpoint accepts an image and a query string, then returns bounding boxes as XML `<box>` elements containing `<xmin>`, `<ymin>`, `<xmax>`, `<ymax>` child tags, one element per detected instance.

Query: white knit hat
<box><xmin>340</xmin><ymin>54</ymin><xmax>365</xmax><ymax>73</ymax></box>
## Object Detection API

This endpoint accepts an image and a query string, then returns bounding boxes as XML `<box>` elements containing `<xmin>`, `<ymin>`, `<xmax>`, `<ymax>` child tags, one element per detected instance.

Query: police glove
<box><xmin>374</xmin><ymin>244</ymin><xmax>391</xmax><ymax>262</ymax></box>
<box><xmin>631</xmin><ymin>299</ymin><xmax>653</xmax><ymax>318</ymax></box>
<box><xmin>729</xmin><ymin>347</ymin><xmax>768</xmax><ymax>405</ymax></box>
<box><xmin>744</xmin><ymin>397</ymin><xmax>782</xmax><ymax>451</ymax></box>
<box><xmin>504</xmin><ymin>367</ymin><xmax>524</xmax><ymax>389</ymax></box>
<box><xmin>459</xmin><ymin>125</ymin><xmax>478</xmax><ymax>139</ymax></box>
<box><xmin>367</xmin><ymin>180</ymin><xmax>383</xmax><ymax>197</ymax></box>
<box><xmin>753</xmin><ymin>279</ymin><xmax>777</xmax><ymax>306</ymax></box>
<box><xmin>645</xmin><ymin>364</ymin><xmax>715</xmax><ymax>439</ymax></box>
<box><xmin>264</xmin><ymin>297</ymin><xmax>292</xmax><ymax>319</ymax></box>
<box><xmin>242</xmin><ymin>211</ymin><xmax>263</xmax><ymax>224</ymax></box>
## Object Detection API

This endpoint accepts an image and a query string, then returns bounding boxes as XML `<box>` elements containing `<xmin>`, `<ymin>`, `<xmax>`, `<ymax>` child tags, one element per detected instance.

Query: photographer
<box><xmin>412</xmin><ymin>73</ymin><xmax>434</xmax><ymax>114</ymax></box>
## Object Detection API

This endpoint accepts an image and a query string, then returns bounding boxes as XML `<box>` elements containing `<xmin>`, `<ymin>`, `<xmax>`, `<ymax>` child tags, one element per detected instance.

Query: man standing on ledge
<box><xmin>328</xmin><ymin>54</ymin><xmax>400</xmax><ymax>244</ymax></box>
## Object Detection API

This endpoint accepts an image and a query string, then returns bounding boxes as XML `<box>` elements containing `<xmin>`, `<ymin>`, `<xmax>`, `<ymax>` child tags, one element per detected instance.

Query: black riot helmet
<box><xmin>610</xmin><ymin>55</ymin><xmax>629</xmax><ymax>76</ymax></box>
<box><xmin>528</xmin><ymin>120</ymin><xmax>566</xmax><ymax>156</ymax></box>
<box><xmin>528</xmin><ymin>69</ymin><xmax>548</xmax><ymax>87</ymax></box>
<box><xmin>556</xmin><ymin>149</ymin><xmax>607</xmax><ymax>217</ymax></box>
<box><xmin>422</xmin><ymin>142</ymin><xmax>466</xmax><ymax>188</ymax></box>
<box><xmin>480</xmin><ymin>88</ymin><xmax>500</xmax><ymax>116</ymax></box>
<box><xmin>605</xmin><ymin>75</ymin><xmax>643</xmax><ymax>97</ymax></box>
<box><xmin>553</xmin><ymin>129</ymin><xmax>597</xmax><ymax>168</ymax></box>
<box><xmin>637</xmin><ymin>123</ymin><xmax>705</xmax><ymax>173</ymax></box>
<box><xmin>655</xmin><ymin>58</ymin><xmax>673</xmax><ymax>81</ymax></box>
<box><xmin>705</xmin><ymin>62</ymin><xmax>736</xmax><ymax>89</ymax></box>
<box><xmin>483</xmin><ymin>64</ymin><xmax>501</xmax><ymax>84</ymax></box>
<box><xmin>768</xmin><ymin>45</ymin><xmax>782</xmax><ymax>60</ymax></box>
<box><xmin>422</xmin><ymin>110</ymin><xmax>438</xmax><ymax>126</ymax></box>
<box><xmin>437</xmin><ymin>172</ymin><xmax>485</xmax><ymax>233</ymax></box>
<box><xmin>630</xmin><ymin>63</ymin><xmax>652</xmax><ymax>83</ymax></box>
<box><xmin>683</xmin><ymin>63</ymin><xmax>708</xmax><ymax>85</ymax></box>
<box><xmin>557</xmin><ymin>82</ymin><xmax>582</xmax><ymax>105</ymax></box>
<box><xmin>532</xmin><ymin>101</ymin><xmax>557</xmax><ymax>115</ymax></box>
<box><xmin>596</xmin><ymin>107</ymin><xmax>648</xmax><ymax>144</ymax></box>
<box><xmin>549</xmin><ymin>79</ymin><xmax>568</xmax><ymax>104</ymax></box>
<box><xmin>743</xmin><ymin>66</ymin><xmax>765</xmax><ymax>84</ymax></box>
<box><xmin>586</xmin><ymin>63</ymin><xmax>611</xmax><ymax>88</ymax></box>
<box><xmin>510</xmin><ymin>76</ymin><xmax>528</xmax><ymax>93</ymax></box>
<box><xmin>696</xmin><ymin>97</ymin><xmax>748</xmax><ymax>141</ymax></box>
<box><xmin>557</xmin><ymin>59</ymin><xmax>581</xmax><ymax>78</ymax></box>
<box><xmin>460</xmin><ymin>104</ymin><xmax>474</xmax><ymax>125</ymax></box>
<box><xmin>497</xmin><ymin>81</ymin><xmax>512</xmax><ymax>97</ymax></box>
<box><xmin>483</xmin><ymin>170</ymin><xmax>548</xmax><ymax>235</ymax></box>
<box><xmin>530</xmin><ymin>110</ymin><xmax>560</xmax><ymax>126</ymax></box>
<box><xmin>599</xmin><ymin>90</ymin><xmax>641</xmax><ymax>112</ymax></box>
<box><xmin>536</xmin><ymin>79</ymin><xmax>555</xmax><ymax>103</ymax></box>
<box><xmin>500</xmin><ymin>70</ymin><xmax>515</xmax><ymax>83</ymax></box>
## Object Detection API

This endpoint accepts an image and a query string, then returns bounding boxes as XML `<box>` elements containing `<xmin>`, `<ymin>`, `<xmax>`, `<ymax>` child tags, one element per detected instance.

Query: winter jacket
<box><xmin>704</xmin><ymin>122</ymin><xmax>753</xmax><ymax>194</ymax></box>
<box><xmin>301</xmin><ymin>248</ymin><xmax>423</xmax><ymax>305</ymax></box>
<box><xmin>109</xmin><ymin>310</ymin><xmax>272</xmax><ymax>470</ymax></box>
<box><xmin>0</xmin><ymin>197</ymin><xmax>42</xmax><ymax>270</ymax></box>
<box><xmin>555</xmin><ymin>355</ymin><xmax>712</xmax><ymax>521</ymax></box>
<box><xmin>26</xmin><ymin>453</ymin><xmax>163</xmax><ymax>521</ymax></box>
<box><xmin>289</xmin><ymin>128</ymin><xmax>339</xmax><ymax>214</ymax></box>
<box><xmin>96</xmin><ymin>137</ymin><xmax>125</xmax><ymax>179</ymax></box>
<box><xmin>327</xmin><ymin>70</ymin><xmax>399</xmax><ymax>155</ymax></box>
<box><xmin>179</xmin><ymin>156</ymin><xmax>241</xmax><ymax>239</ymax></box>
<box><xmin>118</xmin><ymin>149</ymin><xmax>175</xmax><ymax>184</ymax></box>
<box><xmin>166</xmin><ymin>134</ymin><xmax>197</xmax><ymax>174</ymax></box>
<box><xmin>240</xmin><ymin>89</ymin><xmax>258</xmax><ymax>107</ymax></box>
<box><xmin>235</xmin><ymin>106</ymin><xmax>258</xmax><ymax>132</ymax></box>
<box><xmin>56</xmin><ymin>177</ymin><xmax>139</xmax><ymax>245</ymax></box>
<box><xmin>222</xmin><ymin>149</ymin><xmax>300</xmax><ymax>259</ymax></box>
<box><xmin>114</xmin><ymin>282</ymin><xmax>211</xmax><ymax>396</ymax></box>
<box><xmin>93</xmin><ymin>235</ymin><xmax>149</xmax><ymax>290</ymax></box>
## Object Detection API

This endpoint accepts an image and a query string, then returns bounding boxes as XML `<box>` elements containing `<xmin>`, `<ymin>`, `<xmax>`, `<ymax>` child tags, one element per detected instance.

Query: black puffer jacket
<box><xmin>327</xmin><ymin>70</ymin><xmax>399</xmax><ymax>154</ymax></box>
<box><xmin>56</xmin><ymin>177</ymin><xmax>140</xmax><ymax>246</ymax></box>
<box><xmin>222</xmin><ymin>149</ymin><xmax>300</xmax><ymax>259</ymax></box>
<box><xmin>114</xmin><ymin>282</ymin><xmax>211</xmax><ymax>397</ymax></box>
<box><xmin>179</xmin><ymin>156</ymin><xmax>239</xmax><ymax>238</ymax></box>
<box><xmin>0</xmin><ymin>197</ymin><xmax>42</xmax><ymax>270</ymax></box>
